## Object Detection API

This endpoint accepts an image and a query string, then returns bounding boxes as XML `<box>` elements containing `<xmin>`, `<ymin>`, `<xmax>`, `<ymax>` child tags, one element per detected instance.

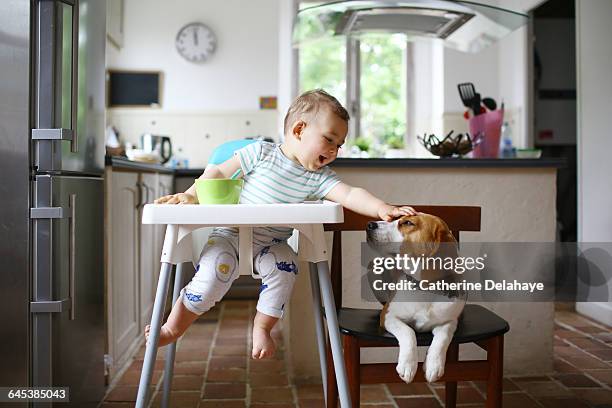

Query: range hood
<box><xmin>293</xmin><ymin>0</ymin><xmax>529</xmax><ymax>53</ymax></box>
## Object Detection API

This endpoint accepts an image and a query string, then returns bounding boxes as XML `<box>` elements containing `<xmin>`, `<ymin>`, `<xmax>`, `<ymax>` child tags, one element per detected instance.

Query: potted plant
<box><xmin>384</xmin><ymin>135</ymin><xmax>407</xmax><ymax>158</ymax></box>
<box><xmin>353</xmin><ymin>137</ymin><xmax>372</xmax><ymax>158</ymax></box>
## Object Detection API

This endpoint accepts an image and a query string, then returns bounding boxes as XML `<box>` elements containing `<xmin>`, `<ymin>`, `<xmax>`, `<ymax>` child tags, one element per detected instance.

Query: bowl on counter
<box><xmin>417</xmin><ymin>131</ymin><xmax>475</xmax><ymax>158</ymax></box>
<box><xmin>125</xmin><ymin>148</ymin><xmax>161</xmax><ymax>163</ymax></box>
<box><xmin>515</xmin><ymin>149</ymin><xmax>542</xmax><ymax>159</ymax></box>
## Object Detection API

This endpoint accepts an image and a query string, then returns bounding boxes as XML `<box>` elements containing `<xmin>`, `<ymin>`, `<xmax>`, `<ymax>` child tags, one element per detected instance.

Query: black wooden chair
<box><xmin>323</xmin><ymin>206</ymin><xmax>510</xmax><ymax>408</ymax></box>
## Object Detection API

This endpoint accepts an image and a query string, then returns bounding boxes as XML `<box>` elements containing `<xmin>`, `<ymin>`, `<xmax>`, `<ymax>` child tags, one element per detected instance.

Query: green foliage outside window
<box><xmin>299</xmin><ymin>37</ymin><xmax>347</xmax><ymax>106</ymax></box>
<box><xmin>299</xmin><ymin>31</ymin><xmax>407</xmax><ymax>151</ymax></box>
<box><xmin>360</xmin><ymin>34</ymin><xmax>407</xmax><ymax>147</ymax></box>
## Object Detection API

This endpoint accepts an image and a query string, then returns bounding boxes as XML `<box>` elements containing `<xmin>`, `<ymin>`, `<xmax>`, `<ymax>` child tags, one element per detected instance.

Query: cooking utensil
<box><xmin>471</xmin><ymin>92</ymin><xmax>482</xmax><ymax>116</ymax></box>
<box><xmin>457</xmin><ymin>82</ymin><xmax>476</xmax><ymax>108</ymax></box>
<box><xmin>482</xmin><ymin>97</ymin><xmax>497</xmax><ymax>111</ymax></box>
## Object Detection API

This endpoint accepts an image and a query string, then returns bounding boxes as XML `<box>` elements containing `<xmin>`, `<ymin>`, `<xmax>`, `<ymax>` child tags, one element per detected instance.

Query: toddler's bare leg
<box><xmin>145</xmin><ymin>297</ymin><xmax>199</xmax><ymax>347</ymax></box>
<box><xmin>252</xmin><ymin>311</ymin><xmax>278</xmax><ymax>359</ymax></box>
<box><xmin>144</xmin><ymin>235</ymin><xmax>239</xmax><ymax>347</ymax></box>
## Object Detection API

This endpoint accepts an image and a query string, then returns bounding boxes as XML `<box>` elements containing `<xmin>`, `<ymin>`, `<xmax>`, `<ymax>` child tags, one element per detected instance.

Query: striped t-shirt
<box><xmin>210</xmin><ymin>141</ymin><xmax>341</xmax><ymax>246</ymax></box>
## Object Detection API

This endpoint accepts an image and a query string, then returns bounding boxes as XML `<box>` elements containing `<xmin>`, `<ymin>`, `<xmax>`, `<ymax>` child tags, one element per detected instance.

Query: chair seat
<box><xmin>338</xmin><ymin>304</ymin><xmax>509</xmax><ymax>346</ymax></box>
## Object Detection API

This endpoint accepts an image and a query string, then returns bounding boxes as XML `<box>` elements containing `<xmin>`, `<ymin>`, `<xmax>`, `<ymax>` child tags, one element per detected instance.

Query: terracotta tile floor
<box><xmin>101</xmin><ymin>302</ymin><xmax>612</xmax><ymax>407</ymax></box>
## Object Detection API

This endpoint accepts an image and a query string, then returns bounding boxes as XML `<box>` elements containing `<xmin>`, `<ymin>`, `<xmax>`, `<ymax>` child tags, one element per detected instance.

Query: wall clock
<box><xmin>175</xmin><ymin>22</ymin><xmax>217</xmax><ymax>63</ymax></box>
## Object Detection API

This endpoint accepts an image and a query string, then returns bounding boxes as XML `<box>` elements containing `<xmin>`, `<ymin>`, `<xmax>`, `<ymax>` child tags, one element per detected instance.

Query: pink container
<box><xmin>468</xmin><ymin>109</ymin><xmax>504</xmax><ymax>158</ymax></box>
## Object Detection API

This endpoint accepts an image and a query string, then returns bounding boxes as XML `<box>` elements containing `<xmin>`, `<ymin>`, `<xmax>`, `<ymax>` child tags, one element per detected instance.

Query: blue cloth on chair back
<box><xmin>208</xmin><ymin>139</ymin><xmax>257</xmax><ymax>165</ymax></box>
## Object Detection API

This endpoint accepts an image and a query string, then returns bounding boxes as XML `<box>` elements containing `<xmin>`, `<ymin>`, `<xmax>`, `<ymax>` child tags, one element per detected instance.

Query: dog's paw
<box><xmin>396</xmin><ymin>355</ymin><xmax>418</xmax><ymax>383</ymax></box>
<box><xmin>423</xmin><ymin>354</ymin><xmax>445</xmax><ymax>383</ymax></box>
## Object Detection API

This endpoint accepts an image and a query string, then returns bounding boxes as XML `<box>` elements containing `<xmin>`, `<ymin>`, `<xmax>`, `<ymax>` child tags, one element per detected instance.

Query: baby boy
<box><xmin>148</xmin><ymin>89</ymin><xmax>416</xmax><ymax>359</ymax></box>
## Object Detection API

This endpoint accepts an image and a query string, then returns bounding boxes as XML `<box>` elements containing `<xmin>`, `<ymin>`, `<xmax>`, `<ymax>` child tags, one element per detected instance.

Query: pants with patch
<box><xmin>180</xmin><ymin>235</ymin><xmax>298</xmax><ymax>318</ymax></box>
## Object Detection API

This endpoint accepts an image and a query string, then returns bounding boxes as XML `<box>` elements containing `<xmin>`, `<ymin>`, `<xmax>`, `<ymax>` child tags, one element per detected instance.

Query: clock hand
<box><xmin>193</xmin><ymin>28</ymin><xmax>198</xmax><ymax>46</ymax></box>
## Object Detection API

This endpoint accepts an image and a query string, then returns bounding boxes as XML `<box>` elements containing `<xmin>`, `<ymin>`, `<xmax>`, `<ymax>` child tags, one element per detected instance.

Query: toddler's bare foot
<box><xmin>252</xmin><ymin>326</ymin><xmax>276</xmax><ymax>359</ymax></box>
<box><xmin>144</xmin><ymin>324</ymin><xmax>178</xmax><ymax>347</ymax></box>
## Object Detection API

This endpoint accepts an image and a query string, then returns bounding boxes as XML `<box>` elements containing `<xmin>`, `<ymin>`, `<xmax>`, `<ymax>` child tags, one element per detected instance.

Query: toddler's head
<box><xmin>283</xmin><ymin>89</ymin><xmax>349</xmax><ymax>171</ymax></box>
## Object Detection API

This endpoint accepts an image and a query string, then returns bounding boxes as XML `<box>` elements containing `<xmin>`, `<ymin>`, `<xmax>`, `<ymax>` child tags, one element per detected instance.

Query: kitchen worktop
<box><xmin>287</xmin><ymin>160</ymin><xmax>561</xmax><ymax>379</ymax></box>
<box><xmin>107</xmin><ymin>156</ymin><xmax>566</xmax><ymax>177</ymax></box>
<box><xmin>173</xmin><ymin>157</ymin><xmax>566</xmax><ymax>177</ymax></box>
<box><xmin>105</xmin><ymin>156</ymin><xmax>174</xmax><ymax>174</ymax></box>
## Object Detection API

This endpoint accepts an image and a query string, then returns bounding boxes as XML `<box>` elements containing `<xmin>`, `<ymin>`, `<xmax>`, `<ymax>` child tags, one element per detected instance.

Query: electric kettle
<box><xmin>140</xmin><ymin>134</ymin><xmax>172</xmax><ymax>164</ymax></box>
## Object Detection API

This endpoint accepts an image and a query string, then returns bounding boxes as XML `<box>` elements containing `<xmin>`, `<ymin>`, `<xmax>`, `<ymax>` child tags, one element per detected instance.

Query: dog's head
<box><xmin>366</xmin><ymin>213</ymin><xmax>460</xmax><ymax>303</ymax></box>
<box><xmin>367</xmin><ymin>213</ymin><xmax>457</xmax><ymax>255</ymax></box>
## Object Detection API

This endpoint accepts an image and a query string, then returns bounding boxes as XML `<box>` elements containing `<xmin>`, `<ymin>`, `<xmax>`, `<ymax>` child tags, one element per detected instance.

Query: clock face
<box><xmin>175</xmin><ymin>22</ymin><xmax>217</xmax><ymax>63</ymax></box>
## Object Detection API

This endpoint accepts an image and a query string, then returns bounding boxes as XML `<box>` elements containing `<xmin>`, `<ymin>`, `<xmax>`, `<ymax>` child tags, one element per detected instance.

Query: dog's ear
<box><xmin>436</xmin><ymin>228</ymin><xmax>458</xmax><ymax>258</ymax></box>
<box><xmin>438</xmin><ymin>229</ymin><xmax>457</xmax><ymax>243</ymax></box>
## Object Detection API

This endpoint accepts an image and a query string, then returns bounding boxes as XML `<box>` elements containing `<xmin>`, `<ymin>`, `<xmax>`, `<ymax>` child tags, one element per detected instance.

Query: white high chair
<box><xmin>135</xmin><ymin>202</ymin><xmax>352</xmax><ymax>407</ymax></box>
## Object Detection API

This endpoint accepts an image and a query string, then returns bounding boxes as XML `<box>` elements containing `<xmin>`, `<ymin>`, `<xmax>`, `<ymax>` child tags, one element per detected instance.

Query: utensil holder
<box><xmin>469</xmin><ymin>109</ymin><xmax>504</xmax><ymax>158</ymax></box>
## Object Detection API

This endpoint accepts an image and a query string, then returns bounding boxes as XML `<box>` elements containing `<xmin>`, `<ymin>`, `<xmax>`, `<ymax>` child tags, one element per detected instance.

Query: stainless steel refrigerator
<box><xmin>1</xmin><ymin>0</ymin><xmax>106</xmax><ymax>406</ymax></box>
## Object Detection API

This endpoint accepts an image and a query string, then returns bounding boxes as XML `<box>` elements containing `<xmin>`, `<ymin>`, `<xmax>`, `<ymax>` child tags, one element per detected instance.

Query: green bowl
<box><xmin>195</xmin><ymin>179</ymin><xmax>243</xmax><ymax>204</ymax></box>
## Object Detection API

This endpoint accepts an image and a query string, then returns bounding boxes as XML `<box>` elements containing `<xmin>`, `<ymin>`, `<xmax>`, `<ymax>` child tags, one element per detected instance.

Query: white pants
<box><xmin>181</xmin><ymin>235</ymin><xmax>298</xmax><ymax>318</ymax></box>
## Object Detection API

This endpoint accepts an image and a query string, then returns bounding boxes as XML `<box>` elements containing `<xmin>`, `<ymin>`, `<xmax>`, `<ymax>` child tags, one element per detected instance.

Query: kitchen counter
<box><xmin>173</xmin><ymin>157</ymin><xmax>566</xmax><ymax>177</ymax></box>
<box><xmin>287</xmin><ymin>160</ymin><xmax>560</xmax><ymax>380</ymax></box>
<box><xmin>105</xmin><ymin>156</ymin><xmax>174</xmax><ymax>174</ymax></box>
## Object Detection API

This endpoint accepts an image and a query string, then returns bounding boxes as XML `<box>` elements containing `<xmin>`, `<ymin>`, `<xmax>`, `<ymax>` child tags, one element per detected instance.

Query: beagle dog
<box><xmin>366</xmin><ymin>213</ymin><xmax>465</xmax><ymax>383</ymax></box>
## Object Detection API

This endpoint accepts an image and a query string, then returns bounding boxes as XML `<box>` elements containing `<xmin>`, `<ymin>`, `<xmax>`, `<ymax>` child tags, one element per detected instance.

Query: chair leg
<box><xmin>342</xmin><ymin>335</ymin><xmax>360</xmax><ymax>408</ymax></box>
<box><xmin>445</xmin><ymin>343</ymin><xmax>459</xmax><ymax>408</ymax></box>
<box><xmin>326</xmin><ymin>340</ymin><xmax>339</xmax><ymax>408</ymax></box>
<box><xmin>486</xmin><ymin>336</ymin><xmax>504</xmax><ymax>408</ymax></box>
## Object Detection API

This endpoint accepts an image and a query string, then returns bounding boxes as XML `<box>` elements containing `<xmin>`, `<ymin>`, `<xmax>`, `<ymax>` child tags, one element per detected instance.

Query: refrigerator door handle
<box><xmin>70</xmin><ymin>0</ymin><xmax>79</xmax><ymax>153</ymax></box>
<box><xmin>69</xmin><ymin>193</ymin><xmax>76</xmax><ymax>320</ymax></box>
<box><xmin>31</xmin><ymin>128</ymin><xmax>74</xmax><ymax>141</ymax></box>
<box><xmin>30</xmin><ymin>206</ymin><xmax>70</xmax><ymax>219</ymax></box>
<box><xmin>31</xmin><ymin>299</ymin><xmax>72</xmax><ymax>313</ymax></box>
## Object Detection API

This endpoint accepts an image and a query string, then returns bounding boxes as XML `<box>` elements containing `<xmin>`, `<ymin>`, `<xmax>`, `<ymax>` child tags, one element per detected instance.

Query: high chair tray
<box><xmin>142</xmin><ymin>200</ymin><xmax>344</xmax><ymax>225</ymax></box>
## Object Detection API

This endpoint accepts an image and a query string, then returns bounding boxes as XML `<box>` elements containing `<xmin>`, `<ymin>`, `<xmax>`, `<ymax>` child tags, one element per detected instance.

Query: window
<box><xmin>299</xmin><ymin>14</ymin><xmax>408</xmax><ymax>155</ymax></box>
<box><xmin>299</xmin><ymin>37</ymin><xmax>347</xmax><ymax>107</ymax></box>
<box><xmin>359</xmin><ymin>34</ymin><xmax>407</xmax><ymax>151</ymax></box>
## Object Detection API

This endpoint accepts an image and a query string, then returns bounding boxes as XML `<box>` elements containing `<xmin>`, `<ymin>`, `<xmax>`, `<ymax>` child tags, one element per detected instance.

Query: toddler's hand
<box><xmin>378</xmin><ymin>204</ymin><xmax>418</xmax><ymax>222</ymax></box>
<box><xmin>154</xmin><ymin>193</ymin><xmax>197</xmax><ymax>205</ymax></box>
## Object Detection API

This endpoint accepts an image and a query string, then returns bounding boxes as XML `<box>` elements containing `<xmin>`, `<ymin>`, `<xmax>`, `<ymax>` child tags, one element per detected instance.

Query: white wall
<box><xmin>442</xmin><ymin>0</ymin><xmax>542</xmax><ymax>148</ymax></box>
<box><xmin>277</xmin><ymin>0</ymin><xmax>299</xmax><ymax>141</ymax></box>
<box><xmin>106</xmin><ymin>0</ymin><xmax>281</xmax><ymax>165</ymax></box>
<box><xmin>575</xmin><ymin>0</ymin><xmax>612</xmax><ymax>326</ymax></box>
<box><xmin>443</xmin><ymin>25</ymin><xmax>527</xmax><ymax>148</ymax></box>
<box><xmin>107</xmin><ymin>0</ymin><xmax>280</xmax><ymax>111</ymax></box>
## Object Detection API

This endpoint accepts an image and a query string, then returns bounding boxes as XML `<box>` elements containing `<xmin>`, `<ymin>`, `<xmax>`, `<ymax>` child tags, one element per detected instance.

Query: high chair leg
<box><xmin>161</xmin><ymin>263</ymin><xmax>185</xmax><ymax>408</ymax></box>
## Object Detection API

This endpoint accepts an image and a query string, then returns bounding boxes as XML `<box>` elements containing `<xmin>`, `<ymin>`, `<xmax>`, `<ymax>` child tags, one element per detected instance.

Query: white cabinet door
<box><xmin>139</xmin><ymin>173</ymin><xmax>158</xmax><ymax>327</ymax></box>
<box><xmin>108</xmin><ymin>170</ymin><xmax>140</xmax><ymax>375</ymax></box>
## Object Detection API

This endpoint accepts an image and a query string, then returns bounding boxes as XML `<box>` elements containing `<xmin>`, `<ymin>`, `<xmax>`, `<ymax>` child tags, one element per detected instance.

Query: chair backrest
<box><xmin>208</xmin><ymin>139</ymin><xmax>257</xmax><ymax>166</ymax></box>
<box><xmin>323</xmin><ymin>205</ymin><xmax>481</xmax><ymax>307</ymax></box>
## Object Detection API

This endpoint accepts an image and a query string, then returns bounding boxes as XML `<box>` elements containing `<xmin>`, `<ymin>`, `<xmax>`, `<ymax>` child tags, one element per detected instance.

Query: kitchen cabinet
<box><xmin>105</xmin><ymin>167</ymin><xmax>174</xmax><ymax>381</ymax></box>
<box><xmin>139</xmin><ymin>173</ymin><xmax>158</xmax><ymax>328</ymax></box>
<box><xmin>105</xmin><ymin>170</ymin><xmax>140</xmax><ymax>380</ymax></box>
